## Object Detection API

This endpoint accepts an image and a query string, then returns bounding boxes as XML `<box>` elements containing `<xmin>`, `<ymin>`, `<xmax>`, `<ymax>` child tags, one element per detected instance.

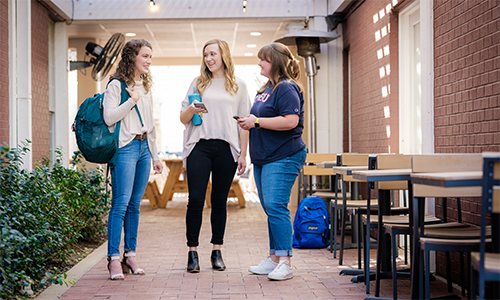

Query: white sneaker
<box><xmin>267</xmin><ymin>261</ymin><xmax>293</xmax><ymax>281</ymax></box>
<box><xmin>248</xmin><ymin>256</ymin><xmax>278</xmax><ymax>275</ymax></box>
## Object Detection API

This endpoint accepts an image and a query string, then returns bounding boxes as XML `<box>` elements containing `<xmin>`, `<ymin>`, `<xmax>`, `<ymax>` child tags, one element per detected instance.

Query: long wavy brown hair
<box><xmin>257</xmin><ymin>42</ymin><xmax>302</xmax><ymax>94</ymax></box>
<box><xmin>111</xmin><ymin>39</ymin><xmax>153</xmax><ymax>93</ymax></box>
<box><xmin>196</xmin><ymin>39</ymin><xmax>238</xmax><ymax>97</ymax></box>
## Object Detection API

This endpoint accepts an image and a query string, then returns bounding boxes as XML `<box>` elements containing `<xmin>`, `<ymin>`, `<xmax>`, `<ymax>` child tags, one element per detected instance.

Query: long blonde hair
<box><xmin>112</xmin><ymin>39</ymin><xmax>153</xmax><ymax>93</ymax></box>
<box><xmin>257</xmin><ymin>43</ymin><xmax>302</xmax><ymax>94</ymax></box>
<box><xmin>196</xmin><ymin>39</ymin><xmax>238</xmax><ymax>96</ymax></box>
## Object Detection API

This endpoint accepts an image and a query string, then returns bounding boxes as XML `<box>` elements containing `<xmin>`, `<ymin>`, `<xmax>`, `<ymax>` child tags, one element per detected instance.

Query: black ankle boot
<box><xmin>211</xmin><ymin>250</ymin><xmax>226</xmax><ymax>271</ymax></box>
<box><xmin>187</xmin><ymin>251</ymin><xmax>200</xmax><ymax>273</ymax></box>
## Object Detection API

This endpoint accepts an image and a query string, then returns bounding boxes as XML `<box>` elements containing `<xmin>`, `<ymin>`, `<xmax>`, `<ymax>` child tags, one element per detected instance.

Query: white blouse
<box><xmin>103</xmin><ymin>79</ymin><xmax>159</xmax><ymax>162</ymax></box>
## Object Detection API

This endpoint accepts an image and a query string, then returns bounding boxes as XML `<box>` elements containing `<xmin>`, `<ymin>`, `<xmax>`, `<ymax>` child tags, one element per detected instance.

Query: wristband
<box><xmin>255</xmin><ymin>118</ymin><xmax>261</xmax><ymax>129</ymax></box>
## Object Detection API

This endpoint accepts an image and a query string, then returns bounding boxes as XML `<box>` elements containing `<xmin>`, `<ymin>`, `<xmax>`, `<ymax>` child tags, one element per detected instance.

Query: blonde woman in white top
<box><xmin>103</xmin><ymin>39</ymin><xmax>163</xmax><ymax>280</ymax></box>
<box><xmin>180</xmin><ymin>39</ymin><xmax>251</xmax><ymax>273</ymax></box>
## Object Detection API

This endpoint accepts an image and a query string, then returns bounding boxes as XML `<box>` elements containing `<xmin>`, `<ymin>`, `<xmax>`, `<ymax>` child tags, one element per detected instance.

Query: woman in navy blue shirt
<box><xmin>238</xmin><ymin>42</ymin><xmax>307</xmax><ymax>281</ymax></box>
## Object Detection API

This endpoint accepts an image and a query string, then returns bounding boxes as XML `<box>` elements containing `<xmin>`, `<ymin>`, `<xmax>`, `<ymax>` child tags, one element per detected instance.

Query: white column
<box><xmin>55</xmin><ymin>22</ymin><xmax>69</xmax><ymax>167</ymax></box>
<box><xmin>327</xmin><ymin>23</ymin><xmax>343</xmax><ymax>154</ymax></box>
<box><xmin>308</xmin><ymin>0</ymin><xmax>343</xmax><ymax>154</ymax></box>
<box><xmin>9</xmin><ymin>0</ymin><xmax>32</xmax><ymax>169</ymax></box>
<box><xmin>421</xmin><ymin>0</ymin><xmax>435</xmax><ymax>215</ymax></box>
<box><xmin>420</xmin><ymin>0</ymin><xmax>434</xmax><ymax>155</ymax></box>
<box><xmin>313</xmin><ymin>20</ymin><xmax>330</xmax><ymax>153</ymax></box>
<box><xmin>8</xmin><ymin>0</ymin><xmax>16</xmax><ymax>147</ymax></box>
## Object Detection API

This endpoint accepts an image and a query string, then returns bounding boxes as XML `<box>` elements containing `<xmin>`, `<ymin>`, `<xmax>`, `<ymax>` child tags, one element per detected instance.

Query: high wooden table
<box><xmin>316</xmin><ymin>161</ymin><xmax>337</xmax><ymax>169</ymax></box>
<box><xmin>330</xmin><ymin>166</ymin><xmax>368</xmax><ymax>261</ymax></box>
<box><xmin>409</xmin><ymin>171</ymin><xmax>486</xmax><ymax>300</ymax></box>
<box><xmin>352</xmin><ymin>169</ymin><xmax>412</xmax><ymax>296</ymax></box>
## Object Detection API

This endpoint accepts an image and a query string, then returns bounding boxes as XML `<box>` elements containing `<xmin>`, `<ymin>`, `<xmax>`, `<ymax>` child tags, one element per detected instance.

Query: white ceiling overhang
<box><xmin>70</xmin><ymin>0</ymin><xmax>312</xmax><ymax>21</ymax></box>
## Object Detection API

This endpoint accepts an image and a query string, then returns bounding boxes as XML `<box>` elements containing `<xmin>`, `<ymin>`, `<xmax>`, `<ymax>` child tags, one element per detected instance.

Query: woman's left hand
<box><xmin>152</xmin><ymin>160</ymin><xmax>163</xmax><ymax>174</ymax></box>
<box><xmin>237</xmin><ymin>156</ymin><xmax>246</xmax><ymax>176</ymax></box>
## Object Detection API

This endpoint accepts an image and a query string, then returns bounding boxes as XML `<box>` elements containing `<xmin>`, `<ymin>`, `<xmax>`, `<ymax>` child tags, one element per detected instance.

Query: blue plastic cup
<box><xmin>188</xmin><ymin>87</ymin><xmax>202</xmax><ymax>126</ymax></box>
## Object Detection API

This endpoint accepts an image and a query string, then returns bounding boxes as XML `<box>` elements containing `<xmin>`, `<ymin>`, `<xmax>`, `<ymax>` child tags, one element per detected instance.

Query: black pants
<box><xmin>186</xmin><ymin>139</ymin><xmax>238</xmax><ymax>247</ymax></box>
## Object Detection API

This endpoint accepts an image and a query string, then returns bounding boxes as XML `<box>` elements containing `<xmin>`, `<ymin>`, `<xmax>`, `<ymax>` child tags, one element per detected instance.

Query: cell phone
<box><xmin>193</xmin><ymin>102</ymin><xmax>208</xmax><ymax>112</ymax></box>
<box><xmin>233</xmin><ymin>115</ymin><xmax>241</xmax><ymax>120</ymax></box>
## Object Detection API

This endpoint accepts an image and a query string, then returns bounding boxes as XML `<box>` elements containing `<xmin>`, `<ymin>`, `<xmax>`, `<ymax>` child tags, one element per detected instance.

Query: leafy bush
<box><xmin>0</xmin><ymin>142</ymin><xmax>110</xmax><ymax>299</ymax></box>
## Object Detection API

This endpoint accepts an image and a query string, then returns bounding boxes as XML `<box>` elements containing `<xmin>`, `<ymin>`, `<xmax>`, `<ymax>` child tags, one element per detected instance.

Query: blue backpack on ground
<box><xmin>293</xmin><ymin>196</ymin><xmax>329</xmax><ymax>249</ymax></box>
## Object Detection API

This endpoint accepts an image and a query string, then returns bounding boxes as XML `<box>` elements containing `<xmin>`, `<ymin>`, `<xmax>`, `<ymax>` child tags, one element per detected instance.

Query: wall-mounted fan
<box><xmin>70</xmin><ymin>33</ymin><xmax>125</xmax><ymax>81</ymax></box>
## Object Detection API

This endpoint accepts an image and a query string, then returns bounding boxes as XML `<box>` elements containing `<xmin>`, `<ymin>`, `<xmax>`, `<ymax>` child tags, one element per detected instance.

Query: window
<box><xmin>399</xmin><ymin>4</ymin><xmax>421</xmax><ymax>154</ymax></box>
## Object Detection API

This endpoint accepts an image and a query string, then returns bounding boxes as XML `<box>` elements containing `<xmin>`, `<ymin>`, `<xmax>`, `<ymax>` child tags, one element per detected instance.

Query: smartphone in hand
<box><xmin>233</xmin><ymin>115</ymin><xmax>241</xmax><ymax>120</ymax></box>
<box><xmin>193</xmin><ymin>102</ymin><xmax>208</xmax><ymax>112</ymax></box>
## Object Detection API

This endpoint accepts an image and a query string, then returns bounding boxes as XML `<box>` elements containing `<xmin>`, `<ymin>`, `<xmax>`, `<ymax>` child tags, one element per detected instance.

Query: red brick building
<box><xmin>337</xmin><ymin>0</ymin><xmax>499</xmax><ymax>291</ymax></box>
<box><xmin>31</xmin><ymin>0</ymin><xmax>51</xmax><ymax>163</ymax></box>
<box><xmin>1</xmin><ymin>0</ymin><xmax>69</xmax><ymax>167</ymax></box>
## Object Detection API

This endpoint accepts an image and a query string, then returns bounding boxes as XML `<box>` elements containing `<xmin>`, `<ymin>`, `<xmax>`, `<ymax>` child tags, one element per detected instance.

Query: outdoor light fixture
<box><xmin>243</xmin><ymin>0</ymin><xmax>247</xmax><ymax>12</ymax></box>
<box><xmin>149</xmin><ymin>0</ymin><xmax>158</xmax><ymax>11</ymax></box>
<box><xmin>275</xmin><ymin>28</ymin><xmax>339</xmax><ymax>153</ymax></box>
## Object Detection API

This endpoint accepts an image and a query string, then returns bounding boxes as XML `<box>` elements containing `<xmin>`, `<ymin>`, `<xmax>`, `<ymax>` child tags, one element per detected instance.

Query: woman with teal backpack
<box><xmin>103</xmin><ymin>39</ymin><xmax>163</xmax><ymax>280</ymax></box>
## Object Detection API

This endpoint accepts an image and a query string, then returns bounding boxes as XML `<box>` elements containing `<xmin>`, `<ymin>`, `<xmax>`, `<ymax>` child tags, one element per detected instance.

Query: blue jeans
<box><xmin>108</xmin><ymin>139</ymin><xmax>151</xmax><ymax>257</ymax></box>
<box><xmin>253</xmin><ymin>147</ymin><xmax>307</xmax><ymax>257</ymax></box>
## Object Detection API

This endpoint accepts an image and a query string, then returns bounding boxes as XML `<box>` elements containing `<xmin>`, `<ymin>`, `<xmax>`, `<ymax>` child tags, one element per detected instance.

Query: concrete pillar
<box><xmin>9</xmin><ymin>0</ymin><xmax>32</xmax><ymax>169</ymax></box>
<box><xmin>308</xmin><ymin>0</ymin><xmax>343</xmax><ymax>154</ymax></box>
<box><xmin>55</xmin><ymin>22</ymin><xmax>69</xmax><ymax>166</ymax></box>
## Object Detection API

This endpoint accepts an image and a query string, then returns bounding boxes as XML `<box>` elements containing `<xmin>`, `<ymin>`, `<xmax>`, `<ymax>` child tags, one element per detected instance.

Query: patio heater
<box><xmin>275</xmin><ymin>29</ymin><xmax>339</xmax><ymax>153</ymax></box>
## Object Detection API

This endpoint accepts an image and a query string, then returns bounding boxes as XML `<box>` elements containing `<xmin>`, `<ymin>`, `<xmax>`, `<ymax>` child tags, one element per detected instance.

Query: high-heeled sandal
<box><xmin>121</xmin><ymin>251</ymin><xmax>145</xmax><ymax>275</ymax></box>
<box><xmin>107</xmin><ymin>256</ymin><xmax>124</xmax><ymax>280</ymax></box>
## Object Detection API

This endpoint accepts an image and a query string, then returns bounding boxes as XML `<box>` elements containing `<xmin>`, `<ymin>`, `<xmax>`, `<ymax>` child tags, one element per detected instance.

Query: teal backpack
<box><xmin>73</xmin><ymin>78</ymin><xmax>132</xmax><ymax>164</ymax></box>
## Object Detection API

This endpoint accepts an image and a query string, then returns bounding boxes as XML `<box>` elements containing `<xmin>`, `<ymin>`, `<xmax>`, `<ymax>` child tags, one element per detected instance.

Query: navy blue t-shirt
<box><xmin>249</xmin><ymin>80</ymin><xmax>306</xmax><ymax>165</ymax></box>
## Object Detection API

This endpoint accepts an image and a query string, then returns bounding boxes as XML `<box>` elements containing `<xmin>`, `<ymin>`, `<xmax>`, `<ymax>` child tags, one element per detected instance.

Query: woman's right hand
<box><xmin>237</xmin><ymin>114</ymin><xmax>257</xmax><ymax>130</ymax></box>
<box><xmin>190</xmin><ymin>101</ymin><xmax>206</xmax><ymax>114</ymax></box>
<box><xmin>126</xmin><ymin>87</ymin><xmax>140</xmax><ymax>103</ymax></box>
<box><xmin>180</xmin><ymin>101</ymin><xmax>204</xmax><ymax>124</ymax></box>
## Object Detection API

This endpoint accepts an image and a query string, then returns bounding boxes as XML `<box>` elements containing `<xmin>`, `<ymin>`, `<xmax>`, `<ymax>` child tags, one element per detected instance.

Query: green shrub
<box><xmin>0</xmin><ymin>142</ymin><xmax>110</xmax><ymax>299</ymax></box>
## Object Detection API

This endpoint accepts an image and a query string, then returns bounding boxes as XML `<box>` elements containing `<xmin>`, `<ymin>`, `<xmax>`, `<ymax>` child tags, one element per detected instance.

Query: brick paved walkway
<box><xmin>54</xmin><ymin>193</ymin><xmax>463</xmax><ymax>300</ymax></box>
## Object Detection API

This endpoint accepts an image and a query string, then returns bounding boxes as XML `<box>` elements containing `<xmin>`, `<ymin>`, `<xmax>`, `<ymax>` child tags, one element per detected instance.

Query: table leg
<box><xmin>159</xmin><ymin>163</ymin><xmax>183</xmax><ymax>208</ymax></box>
<box><xmin>144</xmin><ymin>180</ymin><xmax>160</xmax><ymax>209</ymax></box>
<box><xmin>329</xmin><ymin>174</ymin><xmax>338</xmax><ymax>254</ymax></box>
<box><xmin>410</xmin><ymin>196</ymin><xmax>425</xmax><ymax>299</ymax></box>
<box><xmin>492</xmin><ymin>213</ymin><xmax>500</xmax><ymax>299</ymax></box>
<box><xmin>375</xmin><ymin>190</ymin><xmax>392</xmax><ymax>297</ymax></box>
<box><xmin>339</xmin><ymin>178</ymin><xmax>348</xmax><ymax>265</ymax></box>
<box><xmin>365</xmin><ymin>183</ymin><xmax>372</xmax><ymax>294</ymax></box>
<box><xmin>333</xmin><ymin>175</ymin><xmax>340</xmax><ymax>258</ymax></box>
<box><xmin>232</xmin><ymin>180</ymin><xmax>246</xmax><ymax>208</ymax></box>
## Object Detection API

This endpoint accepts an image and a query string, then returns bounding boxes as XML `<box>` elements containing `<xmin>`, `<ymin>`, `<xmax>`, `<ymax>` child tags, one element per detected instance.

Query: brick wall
<box><xmin>31</xmin><ymin>0</ymin><xmax>50</xmax><ymax>164</ymax></box>
<box><xmin>433</xmin><ymin>0</ymin><xmax>500</xmax><ymax>288</ymax></box>
<box><xmin>342</xmin><ymin>0</ymin><xmax>399</xmax><ymax>154</ymax></box>
<box><xmin>434</xmin><ymin>0</ymin><xmax>500</xmax><ymax>153</ymax></box>
<box><xmin>0</xmin><ymin>2</ymin><xmax>8</xmax><ymax>145</ymax></box>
